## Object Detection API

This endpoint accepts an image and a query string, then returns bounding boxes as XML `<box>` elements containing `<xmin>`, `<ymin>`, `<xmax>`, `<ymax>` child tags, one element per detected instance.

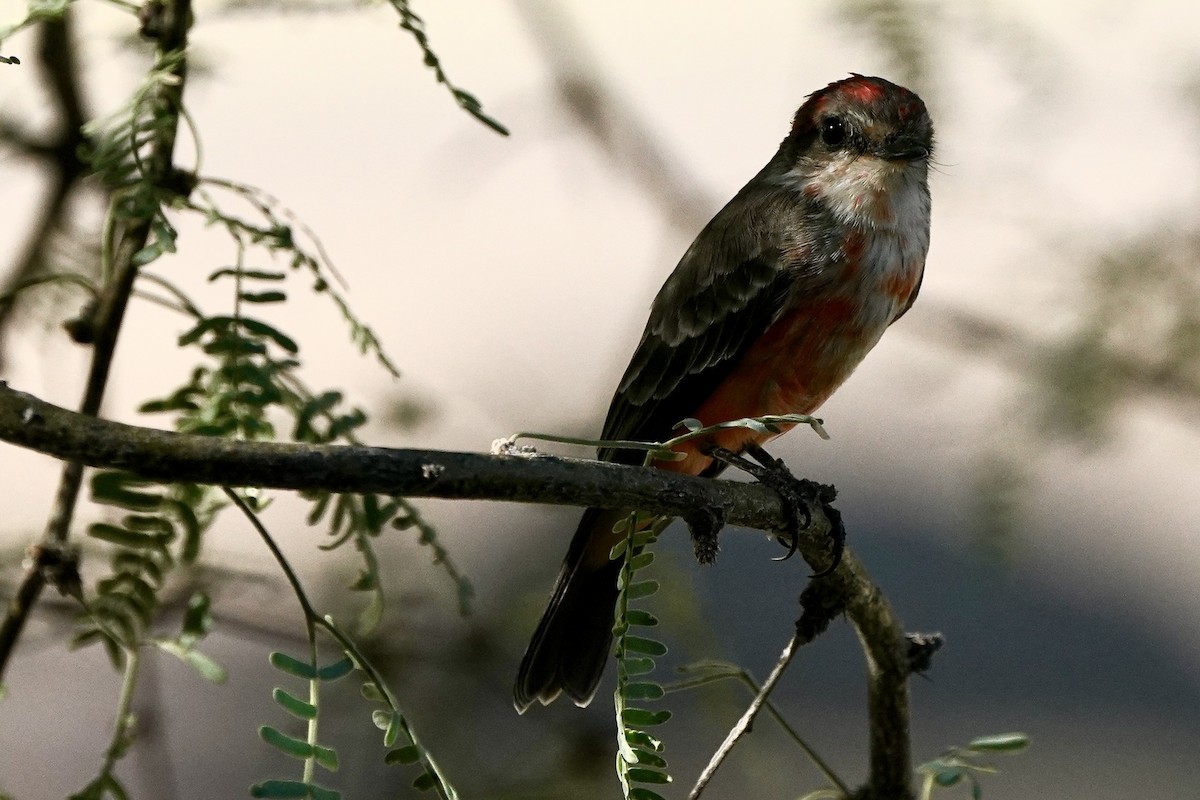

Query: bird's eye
<box><xmin>819</xmin><ymin>116</ymin><xmax>846</xmax><ymax>148</ymax></box>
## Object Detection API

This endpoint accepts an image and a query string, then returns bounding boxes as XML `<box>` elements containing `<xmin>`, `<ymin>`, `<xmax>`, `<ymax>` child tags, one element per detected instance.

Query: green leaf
<box><xmin>122</xmin><ymin>514</ymin><xmax>175</xmax><ymax>535</ymax></box>
<box><xmin>629</xmin><ymin>552</ymin><xmax>655</xmax><ymax>570</ymax></box>
<box><xmin>625</xmin><ymin>767</ymin><xmax>671</xmax><ymax>784</ymax></box>
<box><xmin>157</xmin><ymin>643</ymin><xmax>227</xmax><ymax>683</ymax></box>
<box><xmin>240</xmin><ymin>290</ymin><xmax>287</xmax><ymax>303</ymax></box>
<box><xmin>239</xmin><ymin>317</ymin><xmax>299</xmax><ymax>353</ymax></box>
<box><xmin>412</xmin><ymin>771</ymin><xmax>436</xmax><ymax>791</ymax></box>
<box><xmin>306</xmin><ymin>492</ymin><xmax>332</xmax><ymax>525</ymax></box>
<box><xmin>317</xmin><ymin>657</ymin><xmax>354</xmax><ymax>681</ymax></box>
<box><xmin>249</xmin><ymin>780</ymin><xmax>309</xmax><ymax>798</ymax></box>
<box><xmin>625</xmin><ymin>730</ymin><xmax>662</xmax><ymax>751</ymax></box>
<box><xmin>269</xmin><ymin>651</ymin><xmax>317</xmax><ymax>679</ymax></box>
<box><xmin>474</xmin><ymin>111</ymin><xmax>510</xmax><ymax>136</ymax></box>
<box><xmin>623</xmin><ymin>657</ymin><xmax>656</xmax><ymax>676</ymax></box>
<box><xmin>626</xmin><ymin>609</ymin><xmax>659</xmax><ymax>627</ymax></box>
<box><xmin>452</xmin><ymin>89</ymin><xmax>480</xmax><ymax>110</ymax></box>
<box><xmin>623</xmin><ymin>682</ymin><xmax>665</xmax><ymax>700</ymax></box>
<box><xmin>622</xmin><ymin>708</ymin><xmax>672</xmax><ymax>726</ymax></box>
<box><xmin>113</xmin><ymin>552</ymin><xmax>164</xmax><ymax>585</ymax></box>
<box><xmin>273</xmin><ymin>688</ymin><xmax>316</xmax><ymax>720</ymax></box>
<box><xmin>966</xmin><ymin>732</ymin><xmax>1030</xmax><ymax>753</ymax></box>
<box><xmin>209</xmin><ymin>267</ymin><xmax>286</xmax><ymax>282</ymax></box>
<box><xmin>360</xmin><ymin>682</ymin><xmax>385</xmax><ymax>703</ymax></box>
<box><xmin>308</xmin><ymin>785</ymin><xmax>341</xmax><ymax>800</ymax></box>
<box><xmin>382</xmin><ymin>712</ymin><xmax>402</xmax><ymax>747</ymax></box>
<box><xmin>326</xmin><ymin>409</ymin><xmax>366</xmax><ymax>439</ymax></box>
<box><xmin>385</xmin><ymin>745</ymin><xmax>421</xmax><ymax>765</ymax></box>
<box><xmin>181</xmin><ymin>592</ymin><xmax>213</xmax><ymax>640</ymax></box>
<box><xmin>631</xmin><ymin>748</ymin><xmax>667</xmax><ymax>768</ymax></box>
<box><xmin>178</xmin><ymin>317</ymin><xmax>223</xmax><ymax>346</ymax></box>
<box><xmin>132</xmin><ymin>241</ymin><xmax>167</xmax><ymax>266</ymax></box>
<box><xmin>259</xmin><ymin>725</ymin><xmax>313</xmax><ymax>760</ymax></box>
<box><xmin>371</xmin><ymin>709</ymin><xmax>392</xmax><ymax>730</ymax></box>
<box><xmin>91</xmin><ymin>472</ymin><xmax>164</xmax><ymax>512</ymax></box>
<box><xmin>203</xmin><ymin>335</ymin><xmax>267</xmax><ymax>357</ymax></box>
<box><xmin>625</xmin><ymin>580</ymin><xmax>660</xmax><ymax>600</ymax></box>
<box><xmin>313</xmin><ymin>744</ymin><xmax>339</xmax><ymax>772</ymax></box>
<box><xmin>933</xmin><ymin>768</ymin><xmax>963</xmax><ymax>787</ymax></box>
<box><xmin>629</xmin><ymin>789</ymin><xmax>669</xmax><ymax>800</ymax></box>
<box><xmin>624</xmin><ymin>636</ymin><xmax>668</xmax><ymax>656</ymax></box>
<box><xmin>172</xmin><ymin>500</ymin><xmax>202</xmax><ymax>563</ymax></box>
<box><xmin>630</xmin><ymin>530</ymin><xmax>660</xmax><ymax>548</ymax></box>
<box><xmin>98</xmin><ymin>573</ymin><xmax>157</xmax><ymax>608</ymax></box>
<box><xmin>87</xmin><ymin>523</ymin><xmax>165</xmax><ymax>550</ymax></box>
<box><xmin>93</xmin><ymin>591</ymin><xmax>154</xmax><ymax>632</ymax></box>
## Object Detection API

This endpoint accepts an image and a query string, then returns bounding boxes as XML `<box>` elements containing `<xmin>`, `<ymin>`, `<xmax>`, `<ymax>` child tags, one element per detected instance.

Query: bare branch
<box><xmin>0</xmin><ymin>378</ymin><xmax>920</xmax><ymax>796</ymax></box>
<box><xmin>0</xmin><ymin>381</ymin><xmax>792</xmax><ymax>530</ymax></box>
<box><xmin>689</xmin><ymin>633</ymin><xmax>804</xmax><ymax>799</ymax></box>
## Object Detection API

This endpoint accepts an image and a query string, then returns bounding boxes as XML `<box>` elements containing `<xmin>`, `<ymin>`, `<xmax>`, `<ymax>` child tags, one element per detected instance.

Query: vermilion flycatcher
<box><xmin>515</xmin><ymin>75</ymin><xmax>934</xmax><ymax>712</ymax></box>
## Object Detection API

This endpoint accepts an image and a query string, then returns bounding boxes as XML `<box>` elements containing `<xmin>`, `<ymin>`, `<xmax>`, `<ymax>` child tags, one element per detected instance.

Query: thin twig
<box><xmin>226</xmin><ymin>485</ymin><xmax>459</xmax><ymax>800</ymax></box>
<box><xmin>0</xmin><ymin>0</ymin><xmax>194</xmax><ymax>683</ymax></box>
<box><xmin>224</xmin><ymin>488</ymin><xmax>323</xmax><ymax>789</ymax></box>
<box><xmin>688</xmin><ymin>633</ymin><xmax>803</xmax><ymax>799</ymax></box>
<box><xmin>663</xmin><ymin>663</ymin><xmax>849</xmax><ymax>795</ymax></box>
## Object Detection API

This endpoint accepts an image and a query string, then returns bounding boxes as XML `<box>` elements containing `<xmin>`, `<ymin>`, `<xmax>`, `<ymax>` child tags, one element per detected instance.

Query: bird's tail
<box><xmin>514</xmin><ymin>507</ymin><xmax>629</xmax><ymax>712</ymax></box>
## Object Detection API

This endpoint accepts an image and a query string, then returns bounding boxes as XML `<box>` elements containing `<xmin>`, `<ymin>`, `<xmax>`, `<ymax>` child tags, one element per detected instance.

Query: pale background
<box><xmin>1</xmin><ymin>1</ymin><xmax>1198</xmax><ymax>798</ymax></box>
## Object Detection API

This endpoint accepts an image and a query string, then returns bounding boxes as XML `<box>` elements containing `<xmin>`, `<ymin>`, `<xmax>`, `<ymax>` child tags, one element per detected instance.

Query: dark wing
<box><xmin>889</xmin><ymin>266</ymin><xmax>924</xmax><ymax>324</ymax></box>
<box><xmin>598</xmin><ymin>250</ymin><xmax>794</xmax><ymax>465</ymax></box>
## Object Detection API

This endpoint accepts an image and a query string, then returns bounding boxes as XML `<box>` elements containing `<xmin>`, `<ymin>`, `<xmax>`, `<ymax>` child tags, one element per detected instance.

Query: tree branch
<box><xmin>0</xmin><ymin>381</ymin><xmax>792</xmax><ymax>528</ymax></box>
<box><xmin>0</xmin><ymin>0</ymin><xmax>194</xmax><ymax>683</ymax></box>
<box><xmin>0</xmin><ymin>379</ymin><xmax>919</xmax><ymax>796</ymax></box>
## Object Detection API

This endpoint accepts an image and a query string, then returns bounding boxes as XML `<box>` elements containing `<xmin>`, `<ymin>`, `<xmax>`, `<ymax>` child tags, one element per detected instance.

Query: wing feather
<box><xmin>599</xmin><ymin>252</ymin><xmax>793</xmax><ymax>464</ymax></box>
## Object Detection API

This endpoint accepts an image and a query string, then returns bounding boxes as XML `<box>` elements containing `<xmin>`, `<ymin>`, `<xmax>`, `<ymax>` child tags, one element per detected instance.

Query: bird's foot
<box><xmin>905</xmin><ymin>631</ymin><xmax>945</xmax><ymax>677</ymax></box>
<box><xmin>707</xmin><ymin>444</ymin><xmax>845</xmax><ymax>576</ymax></box>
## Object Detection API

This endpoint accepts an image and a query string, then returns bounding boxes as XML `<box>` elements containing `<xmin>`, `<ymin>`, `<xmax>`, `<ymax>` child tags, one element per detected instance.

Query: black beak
<box><xmin>878</xmin><ymin>132</ymin><xmax>932</xmax><ymax>162</ymax></box>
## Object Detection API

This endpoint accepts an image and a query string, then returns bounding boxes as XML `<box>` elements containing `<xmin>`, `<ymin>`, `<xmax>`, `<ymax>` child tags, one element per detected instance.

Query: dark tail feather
<box><xmin>514</xmin><ymin>507</ymin><xmax>624</xmax><ymax>712</ymax></box>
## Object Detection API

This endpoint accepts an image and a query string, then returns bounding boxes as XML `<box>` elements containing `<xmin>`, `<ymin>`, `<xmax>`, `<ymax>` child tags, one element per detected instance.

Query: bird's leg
<box><xmin>707</xmin><ymin>444</ymin><xmax>845</xmax><ymax>576</ymax></box>
<box><xmin>682</xmin><ymin>505</ymin><xmax>726</xmax><ymax>566</ymax></box>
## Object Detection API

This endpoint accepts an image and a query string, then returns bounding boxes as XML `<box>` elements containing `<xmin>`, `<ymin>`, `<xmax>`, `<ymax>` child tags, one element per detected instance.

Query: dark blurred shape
<box><xmin>386</xmin><ymin>392</ymin><xmax>437</xmax><ymax>432</ymax></box>
<box><xmin>0</xmin><ymin>11</ymin><xmax>98</xmax><ymax>368</ymax></box>
<box><xmin>1039</xmin><ymin>232</ymin><xmax>1200</xmax><ymax>444</ymax></box>
<box><xmin>971</xmin><ymin>451</ymin><xmax>1029</xmax><ymax>560</ymax></box>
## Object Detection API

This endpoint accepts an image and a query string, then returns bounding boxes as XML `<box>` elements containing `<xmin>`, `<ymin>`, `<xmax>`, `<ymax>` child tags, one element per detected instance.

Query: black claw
<box><xmin>708</xmin><ymin>444</ymin><xmax>843</xmax><ymax>575</ymax></box>
<box><xmin>772</xmin><ymin>530</ymin><xmax>800</xmax><ymax>562</ymax></box>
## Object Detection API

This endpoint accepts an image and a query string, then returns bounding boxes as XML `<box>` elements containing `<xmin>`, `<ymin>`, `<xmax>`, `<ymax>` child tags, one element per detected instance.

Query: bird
<box><xmin>514</xmin><ymin>75</ymin><xmax>934</xmax><ymax>712</ymax></box>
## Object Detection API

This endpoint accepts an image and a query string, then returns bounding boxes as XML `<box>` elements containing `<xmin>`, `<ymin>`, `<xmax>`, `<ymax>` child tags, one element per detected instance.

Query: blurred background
<box><xmin>1</xmin><ymin>1</ymin><xmax>1199</xmax><ymax>798</ymax></box>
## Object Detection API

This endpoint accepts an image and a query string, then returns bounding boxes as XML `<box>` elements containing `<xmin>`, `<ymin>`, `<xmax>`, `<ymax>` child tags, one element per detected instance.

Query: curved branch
<box><xmin>0</xmin><ymin>379</ymin><xmax>918</xmax><ymax>795</ymax></box>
